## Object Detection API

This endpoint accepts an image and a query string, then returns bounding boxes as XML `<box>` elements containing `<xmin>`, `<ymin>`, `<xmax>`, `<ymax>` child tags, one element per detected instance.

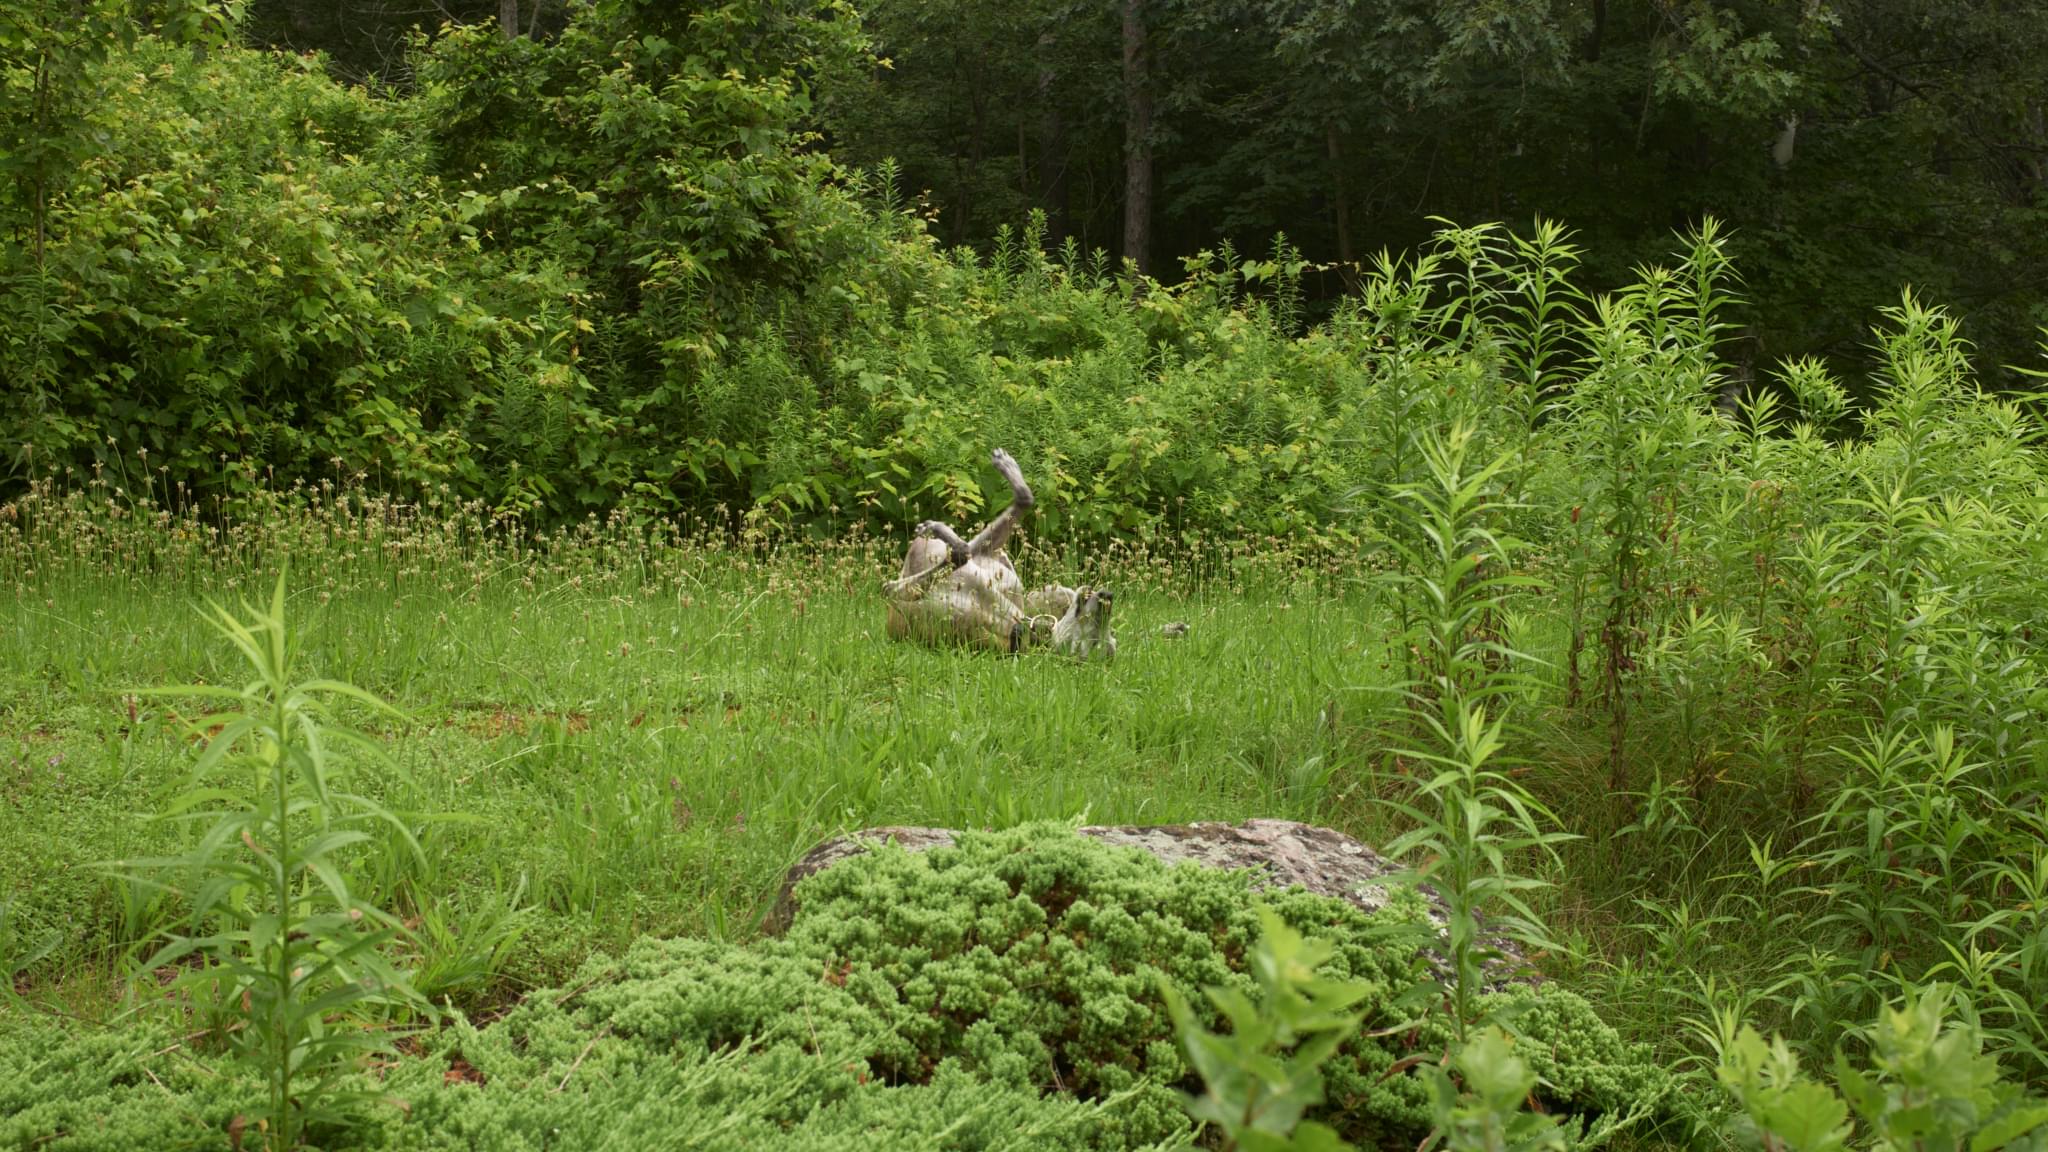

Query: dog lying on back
<box><xmin>883</xmin><ymin>449</ymin><xmax>1116</xmax><ymax>660</ymax></box>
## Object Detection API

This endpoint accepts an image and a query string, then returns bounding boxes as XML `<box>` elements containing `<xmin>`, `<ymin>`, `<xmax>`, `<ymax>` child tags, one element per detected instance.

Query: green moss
<box><xmin>0</xmin><ymin>824</ymin><xmax>1667</xmax><ymax>1150</ymax></box>
<box><xmin>0</xmin><ymin>1021</ymin><xmax>260</xmax><ymax>1151</ymax></box>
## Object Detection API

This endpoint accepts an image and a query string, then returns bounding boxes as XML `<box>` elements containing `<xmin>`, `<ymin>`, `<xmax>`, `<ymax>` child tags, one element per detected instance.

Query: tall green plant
<box><xmin>1384</xmin><ymin>701</ymin><xmax>1570</xmax><ymax>1042</ymax></box>
<box><xmin>113</xmin><ymin>571</ymin><xmax>424</xmax><ymax>1151</ymax></box>
<box><xmin>1481</xmin><ymin>218</ymin><xmax>1586</xmax><ymax>471</ymax></box>
<box><xmin>1382</xmin><ymin>421</ymin><xmax>1534</xmax><ymax>728</ymax></box>
<box><xmin>1379</xmin><ymin>422</ymin><xmax>1570</xmax><ymax>1039</ymax></box>
<box><xmin>1850</xmin><ymin>292</ymin><xmax>1976</xmax><ymax>724</ymax></box>
<box><xmin>1556</xmin><ymin>225</ymin><xmax>1731</xmax><ymax>790</ymax></box>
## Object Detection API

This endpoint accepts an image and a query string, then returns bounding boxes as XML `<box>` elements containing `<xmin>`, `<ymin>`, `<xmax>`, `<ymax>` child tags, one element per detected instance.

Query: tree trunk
<box><xmin>961</xmin><ymin>53</ymin><xmax>987</xmax><ymax>246</ymax></box>
<box><xmin>1035</xmin><ymin>40</ymin><xmax>1070</xmax><ymax>245</ymax></box>
<box><xmin>2026</xmin><ymin>102</ymin><xmax>2048</xmax><ymax>195</ymax></box>
<box><xmin>1772</xmin><ymin>114</ymin><xmax>1799</xmax><ymax>169</ymax></box>
<box><xmin>1326</xmin><ymin>123</ymin><xmax>1355</xmax><ymax>283</ymax></box>
<box><xmin>1719</xmin><ymin>325</ymin><xmax>1756</xmax><ymax>414</ymax></box>
<box><xmin>499</xmin><ymin>0</ymin><xmax>520</xmax><ymax>40</ymax></box>
<box><xmin>1120</xmin><ymin>0</ymin><xmax>1153</xmax><ymax>276</ymax></box>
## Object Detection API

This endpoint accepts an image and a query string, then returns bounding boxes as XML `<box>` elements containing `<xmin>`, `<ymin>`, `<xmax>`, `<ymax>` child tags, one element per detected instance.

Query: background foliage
<box><xmin>6</xmin><ymin>0</ymin><xmax>2048</xmax><ymax>1148</ymax></box>
<box><xmin>824</xmin><ymin>0</ymin><xmax>2048</xmax><ymax>387</ymax></box>
<box><xmin>9</xmin><ymin>0</ymin><xmax>2043</xmax><ymax>526</ymax></box>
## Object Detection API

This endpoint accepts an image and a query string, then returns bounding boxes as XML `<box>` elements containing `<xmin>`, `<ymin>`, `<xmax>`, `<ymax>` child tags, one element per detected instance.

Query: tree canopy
<box><xmin>824</xmin><ymin>0</ymin><xmax>2048</xmax><ymax>380</ymax></box>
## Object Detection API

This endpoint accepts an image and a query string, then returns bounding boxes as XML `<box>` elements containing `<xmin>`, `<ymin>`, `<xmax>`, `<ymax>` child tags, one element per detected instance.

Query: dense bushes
<box><xmin>3</xmin><ymin>0</ymin><xmax>886</xmax><ymax>510</ymax></box>
<box><xmin>26</xmin><ymin>8</ymin><xmax>2038</xmax><ymax>552</ymax></box>
<box><xmin>0</xmin><ymin>7</ymin><xmax>1393</xmax><ymax>539</ymax></box>
<box><xmin>712</xmin><ymin>228</ymin><xmax>1374</xmax><ymax>542</ymax></box>
<box><xmin>7</xmin><ymin>7</ymin><xmax>2048</xmax><ymax>546</ymax></box>
<box><xmin>0</xmin><ymin>825</ymin><xmax>1665</xmax><ymax>1150</ymax></box>
<box><xmin>2</xmin><ymin>34</ymin><xmax>541</xmax><ymax>499</ymax></box>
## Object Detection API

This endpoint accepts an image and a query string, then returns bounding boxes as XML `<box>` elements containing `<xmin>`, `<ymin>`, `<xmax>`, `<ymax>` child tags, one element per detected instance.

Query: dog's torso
<box><xmin>885</xmin><ymin>540</ymin><xmax>1038</xmax><ymax>652</ymax></box>
<box><xmin>880</xmin><ymin>450</ymin><xmax>1114</xmax><ymax>658</ymax></box>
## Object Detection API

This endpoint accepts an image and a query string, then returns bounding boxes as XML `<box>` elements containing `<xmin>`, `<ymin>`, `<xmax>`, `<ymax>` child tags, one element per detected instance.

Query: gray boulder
<box><xmin>766</xmin><ymin>818</ymin><xmax>1529</xmax><ymax>981</ymax></box>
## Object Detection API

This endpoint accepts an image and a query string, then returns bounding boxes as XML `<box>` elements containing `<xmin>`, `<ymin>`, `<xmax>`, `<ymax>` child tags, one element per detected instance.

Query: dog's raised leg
<box><xmin>915</xmin><ymin>519</ymin><xmax>974</xmax><ymax>568</ymax></box>
<box><xmin>882</xmin><ymin>554</ymin><xmax>951</xmax><ymax>600</ymax></box>
<box><xmin>965</xmin><ymin>448</ymin><xmax>1034</xmax><ymax>558</ymax></box>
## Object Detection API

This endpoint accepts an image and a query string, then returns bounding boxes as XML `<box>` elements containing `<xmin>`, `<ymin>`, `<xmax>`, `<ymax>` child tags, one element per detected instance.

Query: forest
<box><xmin>3</xmin><ymin>0</ymin><xmax>2048</xmax><ymax>1149</ymax></box>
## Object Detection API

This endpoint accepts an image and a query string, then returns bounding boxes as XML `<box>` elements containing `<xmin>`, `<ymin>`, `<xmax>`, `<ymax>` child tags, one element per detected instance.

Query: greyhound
<box><xmin>883</xmin><ymin>449</ymin><xmax>1116</xmax><ymax>660</ymax></box>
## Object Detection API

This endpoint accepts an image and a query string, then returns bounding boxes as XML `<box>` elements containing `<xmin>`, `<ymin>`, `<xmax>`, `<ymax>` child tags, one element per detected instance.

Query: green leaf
<box><xmin>1972</xmin><ymin>1105</ymin><xmax>2048</xmax><ymax>1152</ymax></box>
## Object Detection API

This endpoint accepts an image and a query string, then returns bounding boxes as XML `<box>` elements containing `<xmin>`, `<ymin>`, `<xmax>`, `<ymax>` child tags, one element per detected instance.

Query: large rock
<box><xmin>766</xmin><ymin>818</ymin><xmax>1528</xmax><ymax>980</ymax></box>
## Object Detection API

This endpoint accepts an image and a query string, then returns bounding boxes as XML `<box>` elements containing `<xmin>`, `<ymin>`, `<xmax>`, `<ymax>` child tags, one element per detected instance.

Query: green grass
<box><xmin>1</xmin><ymin>480</ymin><xmax>1399</xmax><ymax>1009</ymax></box>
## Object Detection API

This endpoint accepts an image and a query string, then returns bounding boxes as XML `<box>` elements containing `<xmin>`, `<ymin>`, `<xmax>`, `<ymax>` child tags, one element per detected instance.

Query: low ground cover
<box><xmin>1</xmin><ymin>826</ymin><xmax>1665</xmax><ymax>1151</ymax></box>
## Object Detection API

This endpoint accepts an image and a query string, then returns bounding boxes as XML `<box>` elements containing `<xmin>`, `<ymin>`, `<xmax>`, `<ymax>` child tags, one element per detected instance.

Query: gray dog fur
<box><xmin>882</xmin><ymin>449</ymin><xmax>1115</xmax><ymax>659</ymax></box>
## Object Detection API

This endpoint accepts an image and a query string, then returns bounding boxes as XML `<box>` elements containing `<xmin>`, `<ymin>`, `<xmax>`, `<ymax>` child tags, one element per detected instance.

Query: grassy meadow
<box><xmin>2</xmin><ymin>477</ymin><xmax>1399</xmax><ymax>1010</ymax></box>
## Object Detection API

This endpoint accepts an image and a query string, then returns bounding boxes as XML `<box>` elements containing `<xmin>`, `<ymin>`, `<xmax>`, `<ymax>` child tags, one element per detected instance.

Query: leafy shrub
<box><xmin>1161</xmin><ymin>907</ymin><xmax>1380</xmax><ymax>1151</ymax></box>
<box><xmin>0</xmin><ymin>824</ymin><xmax>1667</xmax><ymax>1150</ymax></box>
<box><xmin>1</xmin><ymin>35</ymin><xmax>531</xmax><ymax>497</ymax></box>
<box><xmin>1423</xmin><ymin>1027</ymin><xmax>1571</xmax><ymax>1152</ymax></box>
<box><xmin>1714</xmin><ymin>986</ymin><xmax>2048</xmax><ymax>1152</ymax></box>
<box><xmin>3</xmin><ymin>14</ymin><xmax>1381</xmax><ymax>539</ymax></box>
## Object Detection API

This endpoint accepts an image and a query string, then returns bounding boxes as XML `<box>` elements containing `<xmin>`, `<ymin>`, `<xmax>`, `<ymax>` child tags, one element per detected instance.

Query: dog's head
<box><xmin>1078</xmin><ymin>586</ymin><xmax>1112</xmax><ymax>629</ymax></box>
<box><xmin>1053</xmin><ymin>585</ymin><xmax>1116</xmax><ymax>659</ymax></box>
